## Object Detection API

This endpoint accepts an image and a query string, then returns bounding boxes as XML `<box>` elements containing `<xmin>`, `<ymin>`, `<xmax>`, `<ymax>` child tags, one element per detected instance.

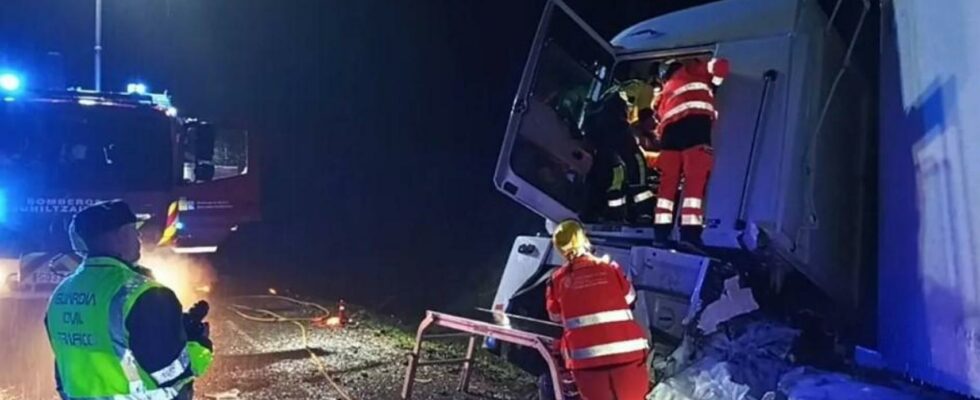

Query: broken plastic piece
<box><xmin>205</xmin><ymin>389</ymin><xmax>241</xmax><ymax>400</ymax></box>
<box><xmin>697</xmin><ymin>277</ymin><xmax>759</xmax><ymax>334</ymax></box>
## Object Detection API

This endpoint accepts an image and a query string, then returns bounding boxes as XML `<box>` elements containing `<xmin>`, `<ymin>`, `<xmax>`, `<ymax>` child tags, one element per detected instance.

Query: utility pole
<box><xmin>94</xmin><ymin>0</ymin><xmax>103</xmax><ymax>91</ymax></box>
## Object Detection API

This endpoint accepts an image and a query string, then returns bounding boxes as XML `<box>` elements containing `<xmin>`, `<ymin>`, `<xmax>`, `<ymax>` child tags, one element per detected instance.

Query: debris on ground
<box><xmin>777</xmin><ymin>367</ymin><xmax>925</xmax><ymax>400</ymax></box>
<box><xmin>651</xmin><ymin>315</ymin><xmax>797</xmax><ymax>400</ymax></box>
<box><xmin>195</xmin><ymin>295</ymin><xmax>536</xmax><ymax>399</ymax></box>
<box><xmin>697</xmin><ymin>277</ymin><xmax>760</xmax><ymax>335</ymax></box>
<box><xmin>204</xmin><ymin>388</ymin><xmax>242</xmax><ymax>399</ymax></box>
<box><xmin>649</xmin><ymin>360</ymin><xmax>752</xmax><ymax>400</ymax></box>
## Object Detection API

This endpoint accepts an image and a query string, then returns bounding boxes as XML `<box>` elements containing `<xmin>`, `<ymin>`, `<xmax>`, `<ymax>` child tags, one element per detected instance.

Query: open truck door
<box><xmin>494</xmin><ymin>0</ymin><xmax>617</xmax><ymax>224</ymax></box>
<box><xmin>496</xmin><ymin>0</ymin><xmax>874</xmax><ymax>314</ymax></box>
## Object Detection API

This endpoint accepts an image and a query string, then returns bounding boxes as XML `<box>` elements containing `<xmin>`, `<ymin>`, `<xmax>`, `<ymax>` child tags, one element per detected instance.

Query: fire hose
<box><xmin>228</xmin><ymin>294</ymin><xmax>354</xmax><ymax>400</ymax></box>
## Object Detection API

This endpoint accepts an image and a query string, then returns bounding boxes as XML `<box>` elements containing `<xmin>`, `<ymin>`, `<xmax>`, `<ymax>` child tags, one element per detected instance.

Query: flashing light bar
<box><xmin>0</xmin><ymin>188</ymin><xmax>7</xmax><ymax>224</ymax></box>
<box><xmin>0</xmin><ymin>72</ymin><xmax>23</xmax><ymax>93</ymax></box>
<box><xmin>126</xmin><ymin>83</ymin><xmax>148</xmax><ymax>95</ymax></box>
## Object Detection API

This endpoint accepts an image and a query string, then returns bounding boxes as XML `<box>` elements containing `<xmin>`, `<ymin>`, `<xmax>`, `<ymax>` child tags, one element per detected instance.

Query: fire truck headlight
<box><xmin>126</xmin><ymin>83</ymin><xmax>148</xmax><ymax>95</ymax></box>
<box><xmin>0</xmin><ymin>72</ymin><xmax>23</xmax><ymax>93</ymax></box>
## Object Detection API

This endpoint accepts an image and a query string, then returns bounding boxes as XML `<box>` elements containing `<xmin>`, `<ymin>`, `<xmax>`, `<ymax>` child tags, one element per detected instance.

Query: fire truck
<box><xmin>0</xmin><ymin>72</ymin><xmax>260</xmax><ymax>299</ymax></box>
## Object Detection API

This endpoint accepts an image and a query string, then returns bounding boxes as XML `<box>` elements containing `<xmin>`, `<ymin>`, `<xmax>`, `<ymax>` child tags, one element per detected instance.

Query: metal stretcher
<box><xmin>401</xmin><ymin>310</ymin><xmax>570</xmax><ymax>400</ymax></box>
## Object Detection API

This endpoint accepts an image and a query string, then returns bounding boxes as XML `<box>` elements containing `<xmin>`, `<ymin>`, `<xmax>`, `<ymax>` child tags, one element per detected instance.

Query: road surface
<box><xmin>0</xmin><ymin>294</ymin><xmax>536</xmax><ymax>400</ymax></box>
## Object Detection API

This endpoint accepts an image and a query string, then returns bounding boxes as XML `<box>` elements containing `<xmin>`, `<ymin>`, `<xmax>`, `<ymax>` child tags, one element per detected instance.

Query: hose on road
<box><xmin>228</xmin><ymin>295</ymin><xmax>354</xmax><ymax>400</ymax></box>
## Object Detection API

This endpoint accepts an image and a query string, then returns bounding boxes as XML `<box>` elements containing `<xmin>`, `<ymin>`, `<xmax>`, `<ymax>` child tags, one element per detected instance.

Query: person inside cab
<box><xmin>652</xmin><ymin>56</ymin><xmax>730</xmax><ymax>245</ymax></box>
<box><xmin>45</xmin><ymin>200</ymin><xmax>213</xmax><ymax>400</ymax></box>
<box><xmin>631</xmin><ymin>107</ymin><xmax>662</xmax><ymax>191</ymax></box>
<box><xmin>583</xmin><ymin>92</ymin><xmax>655</xmax><ymax>225</ymax></box>
<box><xmin>547</xmin><ymin>220</ymin><xmax>650</xmax><ymax>399</ymax></box>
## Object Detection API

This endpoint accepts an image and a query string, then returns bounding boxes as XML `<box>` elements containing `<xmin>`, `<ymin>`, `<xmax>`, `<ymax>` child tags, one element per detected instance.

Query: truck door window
<box><xmin>180</xmin><ymin>124</ymin><xmax>248</xmax><ymax>183</ymax></box>
<box><xmin>504</xmin><ymin>3</ymin><xmax>616</xmax><ymax>215</ymax></box>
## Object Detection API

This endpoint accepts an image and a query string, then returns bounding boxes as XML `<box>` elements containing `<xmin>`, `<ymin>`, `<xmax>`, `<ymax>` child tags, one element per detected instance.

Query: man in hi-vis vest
<box><xmin>46</xmin><ymin>200</ymin><xmax>213</xmax><ymax>399</ymax></box>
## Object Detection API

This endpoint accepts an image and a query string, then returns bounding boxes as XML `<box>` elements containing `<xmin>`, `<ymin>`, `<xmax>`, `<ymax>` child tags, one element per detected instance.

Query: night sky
<box><xmin>1</xmin><ymin>0</ymin><xmax>715</xmax><ymax>316</ymax></box>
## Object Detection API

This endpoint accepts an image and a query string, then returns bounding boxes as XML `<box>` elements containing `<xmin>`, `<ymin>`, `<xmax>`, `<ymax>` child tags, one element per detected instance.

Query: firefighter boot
<box><xmin>679</xmin><ymin>145</ymin><xmax>714</xmax><ymax>246</ymax></box>
<box><xmin>653</xmin><ymin>150</ymin><xmax>682</xmax><ymax>243</ymax></box>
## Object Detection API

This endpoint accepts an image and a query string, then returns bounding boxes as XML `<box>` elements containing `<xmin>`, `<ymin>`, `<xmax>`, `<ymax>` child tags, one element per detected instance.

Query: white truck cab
<box><xmin>492</xmin><ymin>0</ymin><xmax>873</xmax><ymax>349</ymax></box>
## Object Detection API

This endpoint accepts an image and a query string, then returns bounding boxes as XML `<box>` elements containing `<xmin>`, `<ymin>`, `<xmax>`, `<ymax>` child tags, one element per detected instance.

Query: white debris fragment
<box><xmin>648</xmin><ymin>361</ymin><xmax>751</xmax><ymax>400</ymax></box>
<box><xmin>697</xmin><ymin>277</ymin><xmax>759</xmax><ymax>334</ymax></box>
<box><xmin>205</xmin><ymin>389</ymin><xmax>242</xmax><ymax>400</ymax></box>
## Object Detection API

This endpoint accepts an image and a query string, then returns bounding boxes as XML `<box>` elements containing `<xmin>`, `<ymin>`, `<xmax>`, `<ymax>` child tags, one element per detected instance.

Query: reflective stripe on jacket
<box><xmin>546</xmin><ymin>255</ymin><xmax>648</xmax><ymax>370</ymax></box>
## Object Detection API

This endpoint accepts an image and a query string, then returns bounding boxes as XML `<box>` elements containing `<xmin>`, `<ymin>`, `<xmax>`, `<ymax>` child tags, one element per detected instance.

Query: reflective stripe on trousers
<box><xmin>681</xmin><ymin>214</ymin><xmax>704</xmax><ymax>226</ymax></box>
<box><xmin>682</xmin><ymin>197</ymin><xmax>703</xmax><ymax>210</ymax></box>
<box><xmin>568</xmin><ymin>338</ymin><xmax>649</xmax><ymax>361</ymax></box>
<box><xmin>564</xmin><ymin>309</ymin><xmax>634</xmax><ymax>329</ymax></box>
<box><xmin>633</xmin><ymin>190</ymin><xmax>655</xmax><ymax>203</ymax></box>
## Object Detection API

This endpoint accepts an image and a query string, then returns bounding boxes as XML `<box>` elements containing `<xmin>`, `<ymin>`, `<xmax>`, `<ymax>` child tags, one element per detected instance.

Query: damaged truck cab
<box><xmin>491</xmin><ymin>0</ymin><xmax>874</xmax><ymax>367</ymax></box>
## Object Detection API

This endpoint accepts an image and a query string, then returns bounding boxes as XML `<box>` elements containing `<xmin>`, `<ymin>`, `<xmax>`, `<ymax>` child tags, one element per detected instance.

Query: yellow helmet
<box><xmin>552</xmin><ymin>220</ymin><xmax>591</xmax><ymax>259</ymax></box>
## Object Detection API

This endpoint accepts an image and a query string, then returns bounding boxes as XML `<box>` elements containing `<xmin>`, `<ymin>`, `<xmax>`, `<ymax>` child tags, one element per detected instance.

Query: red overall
<box><xmin>546</xmin><ymin>255</ymin><xmax>649</xmax><ymax>399</ymax></box>
<box><xmin>654</xmin><ymin>57</ymin><xmax>729</xmax><ymax>242</ymax></box>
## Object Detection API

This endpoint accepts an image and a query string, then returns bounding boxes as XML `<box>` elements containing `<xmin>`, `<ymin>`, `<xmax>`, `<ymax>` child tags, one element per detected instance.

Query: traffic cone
<box><xmin>338</xmin><ymin>299</ymin><xmax>348</xmax><ymax>327</ymax></box>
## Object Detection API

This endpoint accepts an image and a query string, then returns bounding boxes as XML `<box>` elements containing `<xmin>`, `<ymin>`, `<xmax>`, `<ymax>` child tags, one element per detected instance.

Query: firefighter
<box><xmin>632</xmin><ymin>108</ymin><xmax>661</xmax><ymax>171</ymax></box>
<box><xmin>584</xmin><ymin>92</ymin><xmax>655</xmax><ymax>224</ymax></box>
<box><xmin>547</xmin><ymin>220</ymin><xmax>649</xmax><ymax>399</ymax></box>
<box><xmin>652</xmin><ymin>57</ymin><xmax>730</xmax><ymax>244</ymax></box>
<box><xmin>45</xmin><ymin>200</ymin><xmax>213</xmax><ymax>400</ymax></box>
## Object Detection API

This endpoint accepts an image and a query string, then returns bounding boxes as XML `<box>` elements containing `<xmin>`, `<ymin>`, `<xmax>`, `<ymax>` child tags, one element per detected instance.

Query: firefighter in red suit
<box><xmin>653</xmin><ymin>57</ymin><xmax>730</xmax><ymax>244</ymax></box>
<box><xmin>546</xmin><ymin>220</ymin><xmax>649</xmax><ymax>399</ymax></box>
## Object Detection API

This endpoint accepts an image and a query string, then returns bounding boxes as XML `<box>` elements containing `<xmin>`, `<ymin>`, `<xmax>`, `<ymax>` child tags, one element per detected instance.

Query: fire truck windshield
<box><xmin>0</xmin><ymin>100</ymin><xmax>173</xmax><ymax>191</ymax></box>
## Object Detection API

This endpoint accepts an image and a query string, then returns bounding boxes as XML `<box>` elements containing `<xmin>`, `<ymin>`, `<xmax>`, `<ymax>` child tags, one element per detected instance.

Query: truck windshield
<box><xmin>0</xmin><ymin>101</ymin><xmax>173</xmax><ymax>191</ymax></box>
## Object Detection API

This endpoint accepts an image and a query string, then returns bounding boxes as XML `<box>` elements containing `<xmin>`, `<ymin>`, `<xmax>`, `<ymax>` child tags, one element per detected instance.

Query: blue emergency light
<box><xmin>0</xmin><ymin>189</ymin><xmax>7</xmax><ymax>224</ymax></box>
<box><xmin>126</xmin><ymin>83</ymin><xmax>148</xmax><ymax>95</ymax></box>
<box><xmin>0</xmin><ymin>72</ymin><xmax>23</xmax><ymax>93</ymax></box>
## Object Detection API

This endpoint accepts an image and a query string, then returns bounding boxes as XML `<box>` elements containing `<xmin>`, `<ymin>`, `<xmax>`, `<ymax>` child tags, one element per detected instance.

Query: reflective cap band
<box><xmin>608</xmin><ymin>197</ymin><xmax>627</xmax><ymax>208</ymax></box>
<box><xmin>656</xmin><ymin>198</ymin><xmax>675</xmax><ymax>211</ymax></box>
<box><xmin>150</xmin><ymin>348</ymin><xmax>190</xmax><ymax>384</ymax></box>
<box><xmin>708</xmin><ymin>58</ymin><xmax>718</xmax><ymax>73</ymax></box>
<box><xmin>681</xmin><ymin>214</ymin><xmax>704</xmax><ymax>226</ymax></box>
<box><xmin>634</xmin><ymin>191</ymin><xmax>655</xmax><ymax>203</ymax></box>
<box><xmin>663</xmin><ymin>101</ymin><xmax>716</xmax><ymax>121</ymax></box>
<box><xmin>682</xmin><ymin>197</ymin><xmax>703</xmax><ymax>210</ymax></box>
<box><xmin>655</xmin><ymin>213</ymin><xmax>673</xmax><ymax>224</ymax></box>
<box><xmin>568</xmin><ymin>338</ymin><xmax>649</xmax><ymax>360</ymax></box>
<box><xmin>564</xmin><ymin>309</ymin><xmax>634</xmax><ymax>329</ymax></box>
